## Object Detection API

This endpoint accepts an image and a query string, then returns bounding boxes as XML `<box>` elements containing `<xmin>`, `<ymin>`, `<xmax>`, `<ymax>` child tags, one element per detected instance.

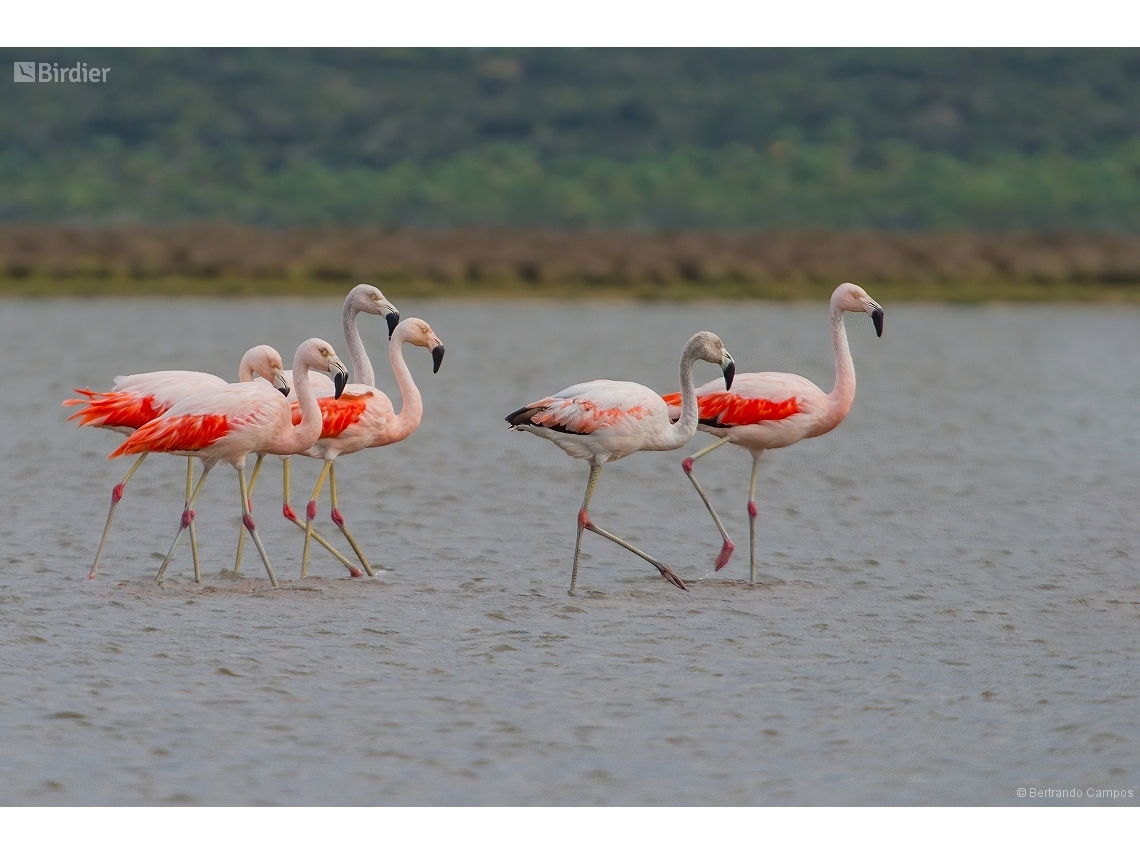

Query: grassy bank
<box><xmin>3</xmin><ymin>226</ymin><xmax>1140</xmax><ymax>301</ymax></box>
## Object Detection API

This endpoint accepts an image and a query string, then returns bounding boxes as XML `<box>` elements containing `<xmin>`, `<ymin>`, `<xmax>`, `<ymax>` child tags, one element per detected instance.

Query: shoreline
<box><xmin>3</xmin><ymin>275</ymin><xmax>1140</xmax><ymax>303</ymax></box>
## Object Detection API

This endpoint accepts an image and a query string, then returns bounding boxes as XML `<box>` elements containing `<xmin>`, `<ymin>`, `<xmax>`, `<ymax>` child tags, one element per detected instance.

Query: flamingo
<box><xmin>64</xmin><ymin>346</ymin><xmax>289</xmax><ymax>580</ymax></box>
<box><xmin>110</xmin><ymin>339</ymin><xmax>349</xmax><ymax>587</ymax></box>
<box><xmin>506</xmin><ymin>331</ymin><xmax>735</xmax><ymax>593</ymax></box>
<box><xmin>294</xmin><ymin>317</ymin><xmax>445</xmax><ymax>578</ymax></box>
<box><xmin>236</xmin><ymin>284</ymin><xmax>399</xmax><ymax>575</ymax></box>
<box><xmin>662</xmin><ymin>282</ymin><xmax>884</xmax><ymax>582</ymax></box>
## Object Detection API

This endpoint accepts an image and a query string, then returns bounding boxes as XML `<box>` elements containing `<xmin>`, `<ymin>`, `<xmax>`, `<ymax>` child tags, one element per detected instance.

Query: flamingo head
<box><xmin>297</xmin><ymin>338</ymin><xmax>350</xmax><ymax>399</ymax></box>
<box><xmin>833</xmin><ymin>282</ymin><xmax>884</xmax><ymax>337</ymax></box>
<box><xmin>347</xmin><ymin>284</ymin><xmax>400</xmax><ymax>339</ymax></box>
<box><xmin>393</xmin><ymin>318</ymin><xmax>446</xmax><ymax>374</ymax></box>
<box><xmin>685</xmin><ymin>331</ymin><xmax>735</xmax><ymax>391</ymax></box>
<box><xmin>239</xmin><ymin>345</ymin><xmax>290</xmax><ymax>396</ymax></box>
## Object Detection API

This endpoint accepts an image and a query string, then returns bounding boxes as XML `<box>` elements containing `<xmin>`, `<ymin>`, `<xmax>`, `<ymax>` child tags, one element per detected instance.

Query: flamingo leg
<box><xmin>748</xmin><ymin>453</ymin><xmax>761</xmax><ymax>583</ymax></box>
<box><xmin>572</xmin><ymin>464</ymin><xmax>686</xmax><ymax>593</ymax></box>
<box><xmin>681</xmin><ymin>436</ymin><xmax>734</xmax><ymax>570</ymax></box>
<box><xmin>238</xmin><ymin>467</ymin><xmax>278</xmax><ymax>588</ymax></box>
<box><xmin>186</xmin><ymin>457</ymin><xmax>202</xmax><ymax>584</ymax></box>
<box><xmin>155</xmin><ymin>464</ymin><xmax>212</xmax><ymax>583</ymax></box>
<box><xmin>88</xmin><ymin>451</ymin><xmax>149</xmax><ymax>580</ymax></box>
<box><xmin>328</xmin><ymin>464</ymin><xmax>374</xmax><ymax>577</ymax></box>
<box><xmin>300</xmin><ymin>461</ymin><xmax>333</xmax><ymax>579</ymax></box>
<box><xmin>233</xmin><ymin>453</ymin><xmax>265</xmax><ymax>574</ymax></box>
<box><xmin>282</xmin><ymin>458</ymin><xmax>361</xmax><ymax>577</ymax></box>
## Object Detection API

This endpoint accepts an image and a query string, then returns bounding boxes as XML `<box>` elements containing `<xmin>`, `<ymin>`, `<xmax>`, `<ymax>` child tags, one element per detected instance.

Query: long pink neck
<box><xmin>269</xmin><ymin>352</ymin><xmax>324</xmax><ymax>455</ymax></box>
<box><xmin>818</xmin><ymin>301</ymin><xmax>856</xmax><ymax>436</ymax></box>
<box><xmin>385</xmin><ymin>329</ymin><xmax>423</xmax><ymax>444</ymax></box>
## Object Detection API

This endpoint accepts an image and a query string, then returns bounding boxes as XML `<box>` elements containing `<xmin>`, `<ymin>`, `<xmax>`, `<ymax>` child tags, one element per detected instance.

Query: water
<box><xmin>1</xmin><ymin>297</ymin><xmax>1138</xmax><ymax>805</ymax></box>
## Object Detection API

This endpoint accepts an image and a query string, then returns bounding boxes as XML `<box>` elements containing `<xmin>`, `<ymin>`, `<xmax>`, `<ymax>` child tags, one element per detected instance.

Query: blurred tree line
<box><xmin>3</xmin><ymin>48</ymin><xmax>1140</xmax><ymax>230</ymax></box>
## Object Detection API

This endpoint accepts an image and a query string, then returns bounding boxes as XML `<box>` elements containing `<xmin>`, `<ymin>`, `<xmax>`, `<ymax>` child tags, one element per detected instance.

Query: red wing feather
<box><xmin>63</xmin><ymin>389</ymin><xmax>165</xmax><ymax>430</ymax></box>
<box><xmin>110</xmin><ymin>414</ymin><xmax>231</xmax><ymax>458</ymax></box>
<box><xmin>662</xmin><ymin>391</ymin><xmax>799</xmax><ymax>426</ymax></box>
<box><xmin>290</xmin><ymin>394</ymin><xmax>371</xmax><ymax>438</ymax></box>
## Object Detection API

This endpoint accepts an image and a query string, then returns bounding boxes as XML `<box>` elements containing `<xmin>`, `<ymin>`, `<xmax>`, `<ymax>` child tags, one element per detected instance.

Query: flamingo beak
<box><xmin>330</xmin><ymin>357</ymin><xmax>349</xmax><ymax>399</ymax></box>
<box><xmin>431</xmin><ymin>344</ymin><xmax>445</xmax><ymax>374</ymax></box>
<box><xmin>870</xmin><ymin>306</ymin><xmax>884</xmax><ymax>337</ymax></box>
<box><xmin>721</xmin><ymin>353</ymin><xmax>735</xmax><ymax>391</ymax></box>
<box><xmin>273</xmin><ymin>369</ymin><xmax>290</xmax><ymax>397</ymax></box>
<box><xmin>386</xmin><ymin>311</ymin><xmax>400</xmax><ymax>338</ymax></box>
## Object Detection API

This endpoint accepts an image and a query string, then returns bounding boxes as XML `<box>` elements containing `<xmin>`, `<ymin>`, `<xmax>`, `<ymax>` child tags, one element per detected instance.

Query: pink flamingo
<box><xmin>110</xmin><ymin>339</ymin><xmax>349</xmax><ymax>587</ymax></box>
<box><xmin>293</xmin><ymin>317</ymin><xmax>445</xmax><ymax>578</ymax></box>
<box><xmin>235</xmin><ymin>284</ymin><xmax>399</xmax><ymax>575</ymax></box>
<box><xmin>64</xmin><ymin>346</ymin><xmax>289</xmax><ymax>580</ymax></box>
<box><xmin>662</xmin><ymin>282</ymin><xmax>884</xmax><ymax>582</ymax></box>
<box><xmin>506</xmin><ymin>331</ymin><xmax>735</xmax><ymax>593</ymax></box>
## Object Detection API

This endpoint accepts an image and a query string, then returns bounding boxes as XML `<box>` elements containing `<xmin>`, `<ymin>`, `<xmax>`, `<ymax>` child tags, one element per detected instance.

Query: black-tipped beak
<box><xmin>386</xmin><ymin>312</ymin><xmax>400</xmax><ymax>338</ymax></box>
<box><xmin>723</xmin><ymin>360</ymin><xmax>736</xmax><ymax>391</ymax></box>
<box><xmin>333</xmin><ymin>371</ymin><xmax>349</xmax><ymax>399</ymax></box>
<box><xmin>431</xmin><ymin>344</ymin><xmax>445</xmax><ymax>374</ymax></box>
<box><xmin>871</xmin><ymin>307</ymin><xmax>884</xmax><ymax>337</ymax></box>
<box><xmin>278</xmin><ymin>384</ymin><xmax>291</xmax><ymax>397</ymax></box>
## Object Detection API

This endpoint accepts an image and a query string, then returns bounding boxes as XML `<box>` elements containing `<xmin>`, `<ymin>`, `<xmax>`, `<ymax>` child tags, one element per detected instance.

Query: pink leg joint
<box><xmin>180</xmin><ymin>507</ymin><xmax>195</xmax><ymax>528</ymax></box>
<box><xmin>111</xmin><ymin>483</ymin><xmax>125</xmax><ymax>504</ymax></box>
<box><xmin>331</xmin><ymin>508</ymin><xmax>345</xmax><ymax>526</ymax></box>
<box><xmin>306</xmin><ymin>501</ymin><xmax>317</xmax><ymax>523</ymax></box>
<box><xmin>747</xmin><ymin>501</ymin><xmax>758</xmax><ymax>519</ymax></box>
<box><xmin>242</xmin><ymin>514</ymin><xmax>255</xmax><ymax>532</ymax></box>
<box><xmin>282</xmin><ymin>504</ymin><xmax>298</xmax><ymax>523</ymax></box>
<box><xmin>681</xmin><ymin>457</ymin><xmax>694</xmax><ymax>475</ymax></box>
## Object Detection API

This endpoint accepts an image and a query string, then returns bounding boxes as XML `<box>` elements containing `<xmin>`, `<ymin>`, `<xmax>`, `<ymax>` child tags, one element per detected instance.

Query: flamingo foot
<box><xmin>714</xmin><ymin>539</ymin><xmax>735</xmax><ymax>571</ymax></box>
<box><xmin>283</xmin><ymin>504</ymin><xmax>298</xmax><ymax>523</ymax></box>
<box><xmin>348</xmin><ymin>566</ymin><xmax>363</xmax><ymax>578</ymax></box>
<box><xmin>658</xmin><ymin>565</ymin><xmax>687</xmax><ymax>591</ymax></box>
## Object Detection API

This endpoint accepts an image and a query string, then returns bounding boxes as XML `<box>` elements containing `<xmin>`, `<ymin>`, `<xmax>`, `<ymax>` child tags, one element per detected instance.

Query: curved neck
<box><xmin>662</xmin><ymin>344</ymin><xmax>702</xmax><ymax>449</ymax></box>
<box><xmin>271</xmin><ymin>352</ymin><xmax>324</xmax><ymax>455</ymax></box>
<box><xmin>237</xmin><ymin>360</ymin><xmax>254</xmax><ymax>382</ymax></box>
<box><xmin>823</xmin><ymin>304</ymin><xmax>856</xmax><ymax>433</ymax></box>
<box><xmin>386</xmin><ymin>331</ymin><xmax>423</xmax><ymax>443</ymax></box>
<box><xmin>343</xmin><ymin>302</ymin><xmax>375</xmax><ymax>387</ymax></box>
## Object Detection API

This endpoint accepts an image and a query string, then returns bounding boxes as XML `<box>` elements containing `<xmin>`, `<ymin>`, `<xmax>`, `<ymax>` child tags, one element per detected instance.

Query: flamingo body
<box><xmin>510</xmin><ymin>380</ymin><xmax>678</xmax><ymax>463</ymax></box>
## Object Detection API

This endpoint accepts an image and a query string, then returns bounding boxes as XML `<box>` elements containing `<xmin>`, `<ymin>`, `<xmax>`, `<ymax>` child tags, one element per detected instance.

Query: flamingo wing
<box><xmin>290</xmin><ymin>388</ymin><xmax>375</xmax><ymax>438</ymax></box>
<box><xmin>509</xmin><ymin>380</ymin><xmax>662</xmax><ymax>435</ymax></box>
<box><xmin>663</xmin><ymin>372</ymin><xmax>817</xmax><ymax>427</ymax></box>
<box><xmin>110</xmin><ymin>383</ymin><xmax>281</xmax><ymax>458</ymax></box>
<box><xmin>64</xmin><ymin>370</ymin><xmax>226</xmax><ymax>430</ymax></box>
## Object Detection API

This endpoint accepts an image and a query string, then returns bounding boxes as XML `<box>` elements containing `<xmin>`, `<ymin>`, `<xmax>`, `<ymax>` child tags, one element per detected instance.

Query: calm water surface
<box><xmin>1</xmin><ymin>297</ymin><xmax>1138</xmax><ymax>805</ymax></box>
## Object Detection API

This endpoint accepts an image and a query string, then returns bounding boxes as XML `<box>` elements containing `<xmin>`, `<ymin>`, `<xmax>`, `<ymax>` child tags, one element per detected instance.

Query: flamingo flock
<box><xmin>65</xmin><ymin>281</ymin><xmax>883</xmax><ymax>593</ymax></box>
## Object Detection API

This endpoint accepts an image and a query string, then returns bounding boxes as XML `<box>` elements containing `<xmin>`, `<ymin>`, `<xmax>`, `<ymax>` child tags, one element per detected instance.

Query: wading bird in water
<box><xmin>662</xmin><ymin>282</ymin><xmax>884</xmax><ymax>582</ymax></box>
<box><xmin>110</xmin><ymin>339</ymin><xmax>349</xmax><ymax>588</ymax></box>
<box><xmin>294</xmin><ymin>318</ymin><xmax>445</xmax><ymax>578</ymax></box>
<box><xmin>506</xmin><ymin>331</ymin><xmax>735</xmax><ymax>593</ymax></box>
<box><xmin>235</xmin><ymin>284</ymin><xmax>399</xmax><ymax>576</ymax></box>
<box><xmin>64</xmin><ymin>346</ymin><xmax>289</xmax><ymax>580</ymax></box>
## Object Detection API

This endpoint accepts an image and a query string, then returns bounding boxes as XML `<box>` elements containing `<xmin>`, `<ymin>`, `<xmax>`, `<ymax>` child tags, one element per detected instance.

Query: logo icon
<box><xmin>14</xmin><ymin>62</ymin><xmax>36</xmax><ymax>82</ymax></box>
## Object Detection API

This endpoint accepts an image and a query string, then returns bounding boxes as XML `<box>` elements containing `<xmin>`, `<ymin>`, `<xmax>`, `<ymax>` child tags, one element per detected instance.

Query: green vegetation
<box><xmin>3</xmin><ymin>49</ymin><xmax>1140</xmax><ymax>230</ymax></box>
